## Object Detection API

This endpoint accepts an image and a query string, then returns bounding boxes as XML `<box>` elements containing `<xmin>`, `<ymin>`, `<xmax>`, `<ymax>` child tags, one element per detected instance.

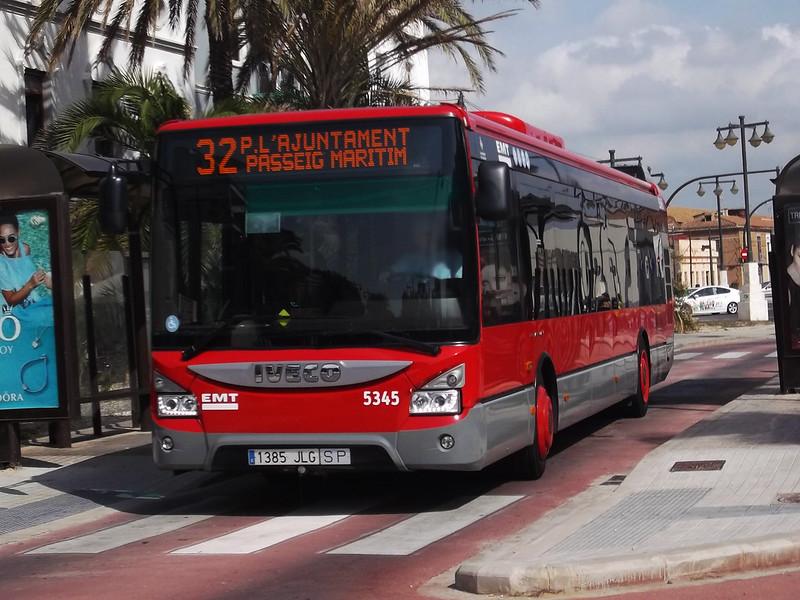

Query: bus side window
<box><xmin>479</xmin><ymin>219</ymin><xmax>524</xmax><ymax>325</ymax></box>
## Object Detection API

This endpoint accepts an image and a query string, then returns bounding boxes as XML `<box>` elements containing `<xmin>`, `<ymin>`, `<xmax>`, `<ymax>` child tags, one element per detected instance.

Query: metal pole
<box><xmin>688</xmin><ymin>231</ymin><xmax>693</xmax><ymax>286</ymax></box>
<box><xmin>0</xmin><ymin>422</ymin><xmax>21</xmax><ymax>467</ymax></box>
<box><xmin>122</xmin><ymin>275</ymin><xmax>140</xmax><ymax>428</ymax></box>
<box><xmin>739</xmin><ymin>115</ymin><xmax>752</xmax><ymax>255</ymax></box>
<box><xmin>716</xmin><ymin>189</ymin><xmax>724</xmax><ymax>274</ymax></box>
<box><xmin>82</xmin><ymin>274</ymin><xmax>102</xmax><ymax>437</ymax></box>
<box><xmin>708</xmin><ymin>228</ymin><xmax>714</xmax><ymax>285</ymax></box>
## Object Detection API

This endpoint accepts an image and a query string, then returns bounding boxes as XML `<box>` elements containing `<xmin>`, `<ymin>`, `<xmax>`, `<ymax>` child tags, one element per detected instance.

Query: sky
<box><xmin>428</xmin><ymin>0</ymin><xmax>799</xmax><ymax>215</ymax></box>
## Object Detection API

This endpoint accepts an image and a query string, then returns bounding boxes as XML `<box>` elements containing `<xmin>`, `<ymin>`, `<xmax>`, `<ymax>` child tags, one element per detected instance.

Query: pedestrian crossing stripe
<box><xmin>26</xmin><ymin>512</ymin><xmax>213</xmax><ymax>554</ymax></box>
<box><xmin>171</xmin><ymin>511</ymin><xmax>356</xmax><ymax>555</ymax></box>
<box><xmin>712</xmin><ymin>351</ymin><xmax>751</xmax><ymax>359</ymax></box>
<box><xmin>674</xmin><ymin>350</ymin><xmax>776</xmax><ymax>361</ymax></box>
<box><xmin>327</xmin><ymin>495</ymin><xmax>522</xmax><ymax>556</ymax></box>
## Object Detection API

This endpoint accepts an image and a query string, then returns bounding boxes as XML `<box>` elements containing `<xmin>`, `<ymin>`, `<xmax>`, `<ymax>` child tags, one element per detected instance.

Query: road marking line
<box><xmin>171</xmin><ymin>512</ymin><xmax>353</xmax><ymax>555</ymax></box>
<box><xmin>674</xmin><ymin>352</ymin><xmax>702</xmax><ymax>361</ymax></box>
<box><xmin>327</xmin><ymin>495</ymin><xmax>523</xmax><ymax>556</ymax></box>
<box><xmin>26</xmin><ymin>513</ymin><xmax>213</xmax><ymax>554</ymax></box>
<box><xmin>765</xmin><ymin>351</ymin><xmax>778</xmax><ymax>358</ymax></box>
<box><xmin>713</xmin><ymin>351</ymin><xmax>751</xmax><ymax>360</ymax></box>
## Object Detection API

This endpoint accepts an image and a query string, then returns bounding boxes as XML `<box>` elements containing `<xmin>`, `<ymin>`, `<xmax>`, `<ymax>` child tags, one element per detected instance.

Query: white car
<box><xmin>681</xmin><ymin>285</ymin><xmax>741</xmax><ymax>315</ymax></box>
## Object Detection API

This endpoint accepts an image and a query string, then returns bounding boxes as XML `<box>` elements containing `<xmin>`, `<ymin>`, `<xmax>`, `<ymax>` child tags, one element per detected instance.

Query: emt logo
<box><xmin>201</xmin><ymin>392</ymin><xmax>239</xmax><ymax>411</ymax></box>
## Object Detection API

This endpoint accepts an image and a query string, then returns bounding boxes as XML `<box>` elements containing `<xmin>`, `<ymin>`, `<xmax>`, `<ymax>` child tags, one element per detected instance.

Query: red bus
<box><xmin>144</xmin><ymin>104</ymin><xmax>673</xmax><ymax>479</ymax></box>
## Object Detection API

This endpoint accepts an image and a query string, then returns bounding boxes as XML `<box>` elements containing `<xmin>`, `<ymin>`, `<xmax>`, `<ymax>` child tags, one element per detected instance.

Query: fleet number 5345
<box><xmin>363</xmin><ymin>391</ymin><xmax>400</xmax><ymax>406</ymax></box>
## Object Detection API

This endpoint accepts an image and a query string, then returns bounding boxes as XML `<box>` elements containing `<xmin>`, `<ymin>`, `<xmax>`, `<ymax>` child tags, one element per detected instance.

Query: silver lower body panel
<box><xmin>153</xmin><ymin>341</ymin><xmax>674</xmax><ymax>473</ymax></box>
<box><xmin>153</xmin><ymin>386</ymin><xmax>536</xmax><ymax>472</ymax></box>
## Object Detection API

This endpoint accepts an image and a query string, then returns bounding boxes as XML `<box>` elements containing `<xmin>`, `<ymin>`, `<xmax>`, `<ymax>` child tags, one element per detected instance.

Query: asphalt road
<box><xmin>0</xmin><ymin>338</ymin><xmax>783</xmax><ymax>600</ymax></box>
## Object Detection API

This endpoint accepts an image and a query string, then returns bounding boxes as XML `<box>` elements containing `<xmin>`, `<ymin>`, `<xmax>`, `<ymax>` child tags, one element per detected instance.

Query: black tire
<box><xmin>727</xmin><ymin>302</ymin><xmax>738</xmax><ymax>314</ymax></box>
<box><xmin>511</xmin><ymin>373</ymin><xmax>556</xmax><ymax>480</ymax></box>
<box><xmin>628</xmin><ymin>341</ymin><xmax>651</xmax><ymax>418</ymax></box>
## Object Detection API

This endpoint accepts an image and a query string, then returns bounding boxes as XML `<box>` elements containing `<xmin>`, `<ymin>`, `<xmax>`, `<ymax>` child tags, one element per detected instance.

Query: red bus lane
<box><xmin>0</xmin><ymin>339</ymin><xmax>778</xmax><ymax>600</ymax></box>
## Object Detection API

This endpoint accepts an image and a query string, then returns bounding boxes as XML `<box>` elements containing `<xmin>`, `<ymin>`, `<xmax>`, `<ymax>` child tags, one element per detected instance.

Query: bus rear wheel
<box><xmin>512</xmin><ymin>379</ymin><xmax>555</xmax><ymax>480</ymax></box>
<box><xmin>628</xmin><ymin>344</ymin><xmax>651</xmax><ymax>418</ymax></box>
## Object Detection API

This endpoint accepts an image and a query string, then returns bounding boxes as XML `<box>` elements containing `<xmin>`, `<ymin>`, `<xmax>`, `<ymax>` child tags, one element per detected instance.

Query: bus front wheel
<box><xmin>512</xmin><ymin>378</ymin><xmax>555</xmax><ymax>480</ymax></box>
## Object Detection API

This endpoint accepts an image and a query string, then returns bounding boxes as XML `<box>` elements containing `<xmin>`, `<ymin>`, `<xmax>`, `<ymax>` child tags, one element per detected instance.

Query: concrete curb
<box><xmin>454</xmin><ymin>532</ymin><xmax>800</xmax><ymax>595</ymax></box>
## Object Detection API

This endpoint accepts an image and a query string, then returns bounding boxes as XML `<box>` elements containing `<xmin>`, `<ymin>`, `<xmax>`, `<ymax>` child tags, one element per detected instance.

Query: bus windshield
<box><xmin>151</xmin><ymin>117</ymin><xmax>477</xmax><ymax>352</ymax></box>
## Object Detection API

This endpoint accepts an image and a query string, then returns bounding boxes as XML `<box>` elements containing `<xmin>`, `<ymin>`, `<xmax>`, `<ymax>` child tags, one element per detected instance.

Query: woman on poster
<box><xmin>787</xmin><ymin>229</ymin><xmax>800</xmax><ymax>349</ymax></box>
<box><xmin>0</xmin><ymin>211</ymin><xmax>57</xmax><ymax>408</ymax></box>
<box><xmin>0</xmin><ymin>213</ymin><xmax>52</xmax><ymax>314</ymax></box>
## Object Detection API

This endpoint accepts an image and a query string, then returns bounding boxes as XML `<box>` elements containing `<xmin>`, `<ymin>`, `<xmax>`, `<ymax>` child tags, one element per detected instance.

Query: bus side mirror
<box><xmin>99</xmin><ymin>163</ymin><xmax>129</xmax><ymax>234</ymax></box>
<box><xmin>475</xmin><ymin>161</ymin><xmax>512</xmax><ymax>220</ymax></box>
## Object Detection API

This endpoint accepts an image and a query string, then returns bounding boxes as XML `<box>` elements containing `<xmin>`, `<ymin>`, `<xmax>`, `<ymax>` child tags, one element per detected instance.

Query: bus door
<box><xmin>478</xmin><ymin>216</ymin><xmax>526</xmax><ymax>394</ymax></box>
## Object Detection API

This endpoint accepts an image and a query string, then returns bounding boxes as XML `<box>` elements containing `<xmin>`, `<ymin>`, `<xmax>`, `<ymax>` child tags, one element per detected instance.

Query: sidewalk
<box><xmin>0</xmin><ymin>430</ymin><xmax>210</xmax><ymax>544</ymax></box>
<box><xmin>455</xmin><ymin>376</ymin><xmax>800</xmax><ymax>596</ymax></box>
<box><xmin>675</xmin><ymin>321</ymin><xmax>775</xmax><ymax>351</ymax></box>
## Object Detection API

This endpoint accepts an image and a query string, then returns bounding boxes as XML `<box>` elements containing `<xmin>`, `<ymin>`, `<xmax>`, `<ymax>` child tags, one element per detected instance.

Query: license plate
<box><xmin>247</xmin><ymin>448</ymin><xmax>351</xmax><ymax>466</ymax></box>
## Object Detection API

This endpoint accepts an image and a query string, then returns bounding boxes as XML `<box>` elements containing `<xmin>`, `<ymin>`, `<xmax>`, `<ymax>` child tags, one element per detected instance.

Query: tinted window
<box><xmin>479</xmin><ymin>219</ymin><xmax>524</xmax><ymax>325</ymax></box>
<box><xmin>152</xmin><ymin>118</ymin><xmax>479</xmax><ymax>350</ymax></box>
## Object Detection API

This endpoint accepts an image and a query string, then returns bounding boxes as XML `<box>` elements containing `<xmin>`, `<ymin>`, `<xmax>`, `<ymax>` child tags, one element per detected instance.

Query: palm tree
<box><xmin>32</xmin><ymin>69</ymin><xmax>190</xmax><ymax>283</ymax></box>
<box><xmin>25</xmin><ymin>0</ymin><xmax>240</xmax><ymax>101</ymax></box>
<box><xmin>34</xmin><ymin>68</ymin><xmax>191</xmax><ymax>157</ymax></box>
<box><xmin>239</xmin><ymin>0</ymin><xmax>521</xmax><ymax>108</ymax></box>
<box><xmin>27</xmin><ymin>0</ymin><xmax>538</xmax><ymax>106</ymax></box>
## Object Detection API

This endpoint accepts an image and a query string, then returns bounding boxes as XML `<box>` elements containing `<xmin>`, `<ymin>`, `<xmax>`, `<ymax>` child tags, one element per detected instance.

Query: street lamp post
<box><xmin>697</xmin><ymin>177</ymin><xmax>738</xmax><ymax>285</ymax></box>
<box><xmin>713</xmin><ymin>116</ymin><xmax>775</xmax><ymax>257</ymax></box>
<box><xmin>714</xmin><ymin>116</ymin><xmax>774</xmax><ymax>321</ymax></box>
<box><xmin>666</xmin><ymin>168</ymin><xmax>778</xmax><ymax>207</ymax></box>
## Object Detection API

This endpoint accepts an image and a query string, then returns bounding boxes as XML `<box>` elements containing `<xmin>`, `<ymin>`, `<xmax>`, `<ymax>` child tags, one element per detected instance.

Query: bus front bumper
<box><xmin>152</xmin><ymin>387</ymin><xmax>534</xmax><ymax>472</ymax></box>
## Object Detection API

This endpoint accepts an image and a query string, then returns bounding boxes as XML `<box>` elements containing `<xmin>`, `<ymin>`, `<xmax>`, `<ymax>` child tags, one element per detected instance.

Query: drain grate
<box><xmin>600</xmin><ymin>475</ymin><xmax>627</xmax><ymax>486</ymax></box>
<box><xmin>670</xmin><ymin>460</ymin><xmax>726</xmax><ymax>472</ymax></box>
<box><xmin>776</xmin><ymin>493</ymin><xmax>800</xmax><ymax>504</ymax></box>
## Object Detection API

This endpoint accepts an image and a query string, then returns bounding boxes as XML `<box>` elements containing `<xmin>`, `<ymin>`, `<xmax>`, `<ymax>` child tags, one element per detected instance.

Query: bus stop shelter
<box><xmin>0</xmin><ymin>145</ymin><xmax>149</xmax><ymax>467</ymax></box>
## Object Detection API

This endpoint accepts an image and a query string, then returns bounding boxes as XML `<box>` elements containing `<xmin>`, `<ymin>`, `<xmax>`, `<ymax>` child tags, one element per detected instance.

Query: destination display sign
<box><xmin>195</xmin><ymin>127</ymin><xmax>411</xmax><ymax>176</ymax></box>
<box><xmin>160</xmin><ymin>118</ymin><xmax>455</xmax><ymax>183</ymax></box>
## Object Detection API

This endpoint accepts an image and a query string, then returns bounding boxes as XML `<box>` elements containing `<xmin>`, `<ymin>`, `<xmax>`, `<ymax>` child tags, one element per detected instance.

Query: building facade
<box><xmin>668</xmin><ymin>206</ymin><xmax>773</xmax><ymax>289</ymax></box>
<box><xmin>0</xmin><ymin>0</ymin><xmax>206</xmax><ymax>148</ymax></box>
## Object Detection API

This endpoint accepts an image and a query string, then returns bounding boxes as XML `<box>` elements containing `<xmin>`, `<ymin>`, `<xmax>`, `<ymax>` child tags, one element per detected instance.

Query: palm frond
<box><xmin>241</xmin><ymin>0</ymin><xmax>525</xmax><ymax>108</ymax></box>
<box><xmin>35</xmin><ymin>67</ymin><xmax>190</xmax><ymax>156</ymax></box>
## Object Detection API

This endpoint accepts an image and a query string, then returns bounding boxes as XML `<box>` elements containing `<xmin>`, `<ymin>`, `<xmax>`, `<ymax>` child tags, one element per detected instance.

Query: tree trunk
<box><xmin>205</xmin><ymin>10</ymin><xmax>234</xmax><ymax>102</ymax></box>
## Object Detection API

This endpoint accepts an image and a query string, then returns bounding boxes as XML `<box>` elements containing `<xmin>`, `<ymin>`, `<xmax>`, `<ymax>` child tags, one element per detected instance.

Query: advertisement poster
<box><xmin>786</xmin><ymin>206</ymin><xmax>800</xmax><ymax>350</ymax></box>
<box><xmin>0</xmin><ymin>209</ymin><xmax>59</xmax><ymax>411</ymax></box>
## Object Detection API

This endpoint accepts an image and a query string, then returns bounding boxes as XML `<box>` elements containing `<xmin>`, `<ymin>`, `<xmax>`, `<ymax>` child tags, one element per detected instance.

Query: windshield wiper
<box><xmin>181</xmin><ymin>314</ymin><xmax>268</xmax><ymax>361</ymax></box>
<box><xmin>317</xmin><ymin>330</ymin><xmax>441</xmax><ymax>356</ymax></box>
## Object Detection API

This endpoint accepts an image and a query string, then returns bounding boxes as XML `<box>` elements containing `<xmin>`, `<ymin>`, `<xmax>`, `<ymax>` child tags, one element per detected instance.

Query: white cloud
<box><xmin>428</xmin><ymin>2</ymin><xmax>799</xmax><ymax>212</ymax></box>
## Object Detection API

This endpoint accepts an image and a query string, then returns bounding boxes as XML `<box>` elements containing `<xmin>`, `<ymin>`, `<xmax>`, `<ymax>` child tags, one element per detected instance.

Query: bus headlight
<box><xmin>410</xmin><ymin>389</ymin><xmax>460</xmax><ymax>415</ymax></box>
<box><xmin>154</xmin><ymin>370</ymin><xmax>198</xmax><ymax>417</ymax></box>
<box><xmin>157</xmin><ymin>394</ymin><xmax>198</xmax><ymax>417</ymax></box>
<box><xmin>410</xmin><ymin>364</ymin><xmax>464</xmax><ymax>415</ymax></box>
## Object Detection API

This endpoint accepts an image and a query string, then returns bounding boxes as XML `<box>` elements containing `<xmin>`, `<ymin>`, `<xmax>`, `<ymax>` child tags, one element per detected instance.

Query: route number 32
<box><xmin>363</xmin><ymin>391</ymin><xmax>400</xmax><ymax>406</ymax></box>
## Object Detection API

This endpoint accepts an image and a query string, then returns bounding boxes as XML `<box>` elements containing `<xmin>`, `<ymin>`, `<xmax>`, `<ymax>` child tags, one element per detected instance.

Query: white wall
<box><xmin>0</xmin><ymin>0</ymin><xmax>199</xmax><ymax>147</ymax></box>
